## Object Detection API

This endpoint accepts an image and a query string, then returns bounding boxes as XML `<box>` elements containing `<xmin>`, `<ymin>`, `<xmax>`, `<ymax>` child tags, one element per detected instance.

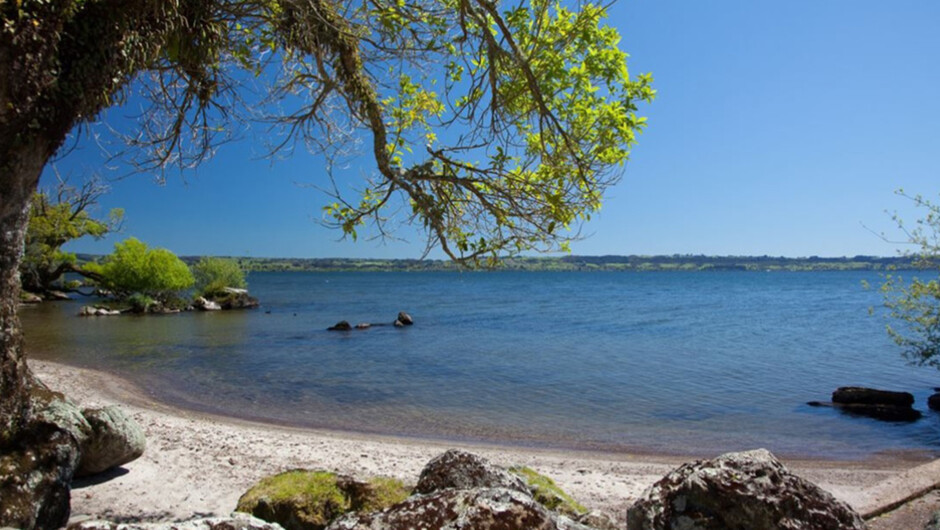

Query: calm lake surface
<box><xmin>20</xmin><ymin>271</ymin><xmax>940</xmax><ymax>459</ymax></box>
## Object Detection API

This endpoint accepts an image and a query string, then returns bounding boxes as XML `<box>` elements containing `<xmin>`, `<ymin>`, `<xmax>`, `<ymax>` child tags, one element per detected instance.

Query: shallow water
<box><xmin>21</xmin><ymin>270</ymin><xmax>940</xmax><ymax>459</ymax></box>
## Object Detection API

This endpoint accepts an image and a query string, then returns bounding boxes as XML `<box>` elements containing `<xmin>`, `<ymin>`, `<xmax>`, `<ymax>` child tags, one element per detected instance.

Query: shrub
<box><xmin>87</xmin><ymin>238</ymin><xmax>194</xmax><ymax>302</ymax></box>
<box><xmin>192</xmin><ymin>257</ymin><xmax>246</xmax><ymax>297</ymax></box>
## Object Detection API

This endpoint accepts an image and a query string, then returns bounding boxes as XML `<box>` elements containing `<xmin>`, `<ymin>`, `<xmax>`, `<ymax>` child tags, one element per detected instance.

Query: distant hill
<box><xmin>75</xmin><ymin>254</ymin><xmax>923</xmax><ymax>272</ymax></box>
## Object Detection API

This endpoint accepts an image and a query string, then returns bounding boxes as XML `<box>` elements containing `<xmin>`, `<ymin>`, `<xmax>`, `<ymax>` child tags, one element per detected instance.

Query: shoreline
<box><xmin>30</xmin><ymin>358</ymin><xmax>932</xmax><ymax>524</ymax></box>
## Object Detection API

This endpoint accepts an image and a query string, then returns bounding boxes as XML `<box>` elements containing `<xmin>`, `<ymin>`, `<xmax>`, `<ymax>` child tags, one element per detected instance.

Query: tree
<box><xmin>880</xmin><ymin>192</ymin><xmax>940</xmax><ymax>368</ymax></box>
<box><xmin>192</xmin><ymin>257</ymin><xmax>247</xmax><ymax>297</ymax></box>
<box><xmin>0</xmin><ymin>2</ymin><xmax>652</xmax><ymax>526</ymax></box>
<box><xmin>84</xmin><ymin>238</ymin><xmax>194</xmax><ymax>303</ymax></box>
<box><xmin>20</xmin><ymin>177</ymin><xmax>123</xmax><ymax>296</ymax></box>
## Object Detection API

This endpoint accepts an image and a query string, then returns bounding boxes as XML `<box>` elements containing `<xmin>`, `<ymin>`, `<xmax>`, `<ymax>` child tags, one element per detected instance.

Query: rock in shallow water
<box><xmin>626</xmin><ymin>448</ymin><xmax>865</xmax><ymax>530</ymax></box>
<box><xmin>832</xmin><ymin>386</ymin><xmax>914</xmax><ymax>407</ymax></box>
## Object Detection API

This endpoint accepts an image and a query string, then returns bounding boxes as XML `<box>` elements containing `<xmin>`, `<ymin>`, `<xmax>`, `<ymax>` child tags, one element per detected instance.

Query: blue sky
<box><xmin>50</xmin><ymin>1</ymin><xmax>940</xmax><ymax>259</ymax></box>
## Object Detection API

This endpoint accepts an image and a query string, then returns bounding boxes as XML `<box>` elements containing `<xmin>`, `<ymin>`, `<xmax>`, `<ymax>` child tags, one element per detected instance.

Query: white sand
<box><xmin>30</xmin><ymin>359</ymin><xmax>929</xmax><ymax>525</ymax></box>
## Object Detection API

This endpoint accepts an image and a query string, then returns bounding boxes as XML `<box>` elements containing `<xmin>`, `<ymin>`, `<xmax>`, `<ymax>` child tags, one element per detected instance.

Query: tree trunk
<box><xmin>0</xmin><ymin>146</ymin><xmax>45</xmax><ymax>449</ymax></box>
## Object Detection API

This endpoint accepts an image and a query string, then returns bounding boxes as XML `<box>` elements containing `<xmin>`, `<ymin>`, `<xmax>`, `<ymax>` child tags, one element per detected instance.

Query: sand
<box><xmin>29</xmin><ymin>359</ymin><xmax>934</xmax><ymax>526</ymax></box>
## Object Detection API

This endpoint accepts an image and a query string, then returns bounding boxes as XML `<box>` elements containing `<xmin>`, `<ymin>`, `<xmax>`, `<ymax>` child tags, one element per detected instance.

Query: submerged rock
<box><xmin>626</xmin><ymin>448</ymin><xmax>865</xmax><ymax>530</ymax></box>
<box><xmin>76</xmin><ymin>406</ymin><xmax>146</xmax><ymax>477</ymax></box>
<box><xmin>414</xmin><ymin>449</ymin><xmax>528</xmax><ymax>495</ymax></box>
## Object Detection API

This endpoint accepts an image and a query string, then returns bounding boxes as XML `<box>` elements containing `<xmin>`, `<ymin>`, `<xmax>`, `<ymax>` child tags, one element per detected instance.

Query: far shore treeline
<box><xmin>75</xmin><ymin>254</ymin><xmax>922</xmax><ymax>273</ymax></box>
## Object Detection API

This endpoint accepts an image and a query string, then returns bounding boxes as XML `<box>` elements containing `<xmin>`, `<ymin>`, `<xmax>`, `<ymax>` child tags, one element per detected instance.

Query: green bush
<box><xmin>86</xmin><ymin>238</ymin><xmax>194</xmax><ymax>302</ymax></box>
<box><xmin>192</xmin><ymin>257</ymin><xmax>246</xmax><ymax>297</ymax></box>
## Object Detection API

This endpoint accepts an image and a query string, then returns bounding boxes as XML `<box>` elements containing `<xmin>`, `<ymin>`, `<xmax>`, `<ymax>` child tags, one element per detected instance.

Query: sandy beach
<box><xmin>30</xmin><ymin>359</ymin><xmax>934</xmax><ymax>526</ymax></box>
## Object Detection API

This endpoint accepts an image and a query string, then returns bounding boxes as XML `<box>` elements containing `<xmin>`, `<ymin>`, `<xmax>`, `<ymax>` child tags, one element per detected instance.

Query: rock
<box><xmin>19</xmin><ymin>291</ymin><xmax>42</xmax><ymax>304</ymax></box>
<box><xmin>326</xmin><ymin>487</ymin><xmax>591</xmax><ymax>530</ymax></box>
<box><xmin>328</xmin><ymin>321</ymin><xmax>352</xmax><ymax>331</ymax></box>
<box><xmin>575</xmin><ymin>510</ymin><xmax>618</xmax><ymax>530</ymax></box>
<box><xmin>194</xmin><ymin>296</ymin><xmax>222</xmax><ymax>311</ymax></box>
<box><xmin>67</xmin><ymin>512</ymin><xmax>284</xmax><ymax>530</ymax></box>
<box><xmin>46</xmin><ymin>290</ymin><xmax>71</xmax><ymax>301</ymax></box>
<box><xmin>79</xmin><ymin>305</ymin><xmax>96</xmax><ymax>316</ymax></box>
<box><xmin>236</xmin><ymin>470</ymin><xmax>409</xmax><ymax>530</ymax></box>
<box><xmin>821</xmin><ymin>386</ymin><xmax>922</xmax><ymax>422</ymax></box>
<box><xmin>832</xmin><ymin>386</ymin><xmax>915</xmax><ymax>407</ymax></box>
<box><xmin>355</xmin><ymin>323</ymin><xmax>370</xmax><ymax>330</ymax></box>
<box><xmin>928</xmin><ymin>393</ymin><xmax>940</xmax><ymax>411</ymax></box>
<box><xmin>393</xmin><ymin>319</ymin><xmax>404</xmax><ymax>327</ymax></box>
<box><xmin>926</xmin><ymin>509</ymin><xmax>940</xmax><ymax>530</ymax></box>
<box><xmin>510</xmin><ymin>466</ymin><xmax>587</xmax><ymax>518</ymax></box>
<box><xmin>414</xmin><ymin>449</ymin><xmax>528</xmax><ymax>495</ymax></box>
<box><xmin>0</xmin><ymin>384</ymin><xmax>90</xmax><ymax>530</ymax></box>
<box><xmin>626</xmin><ymin>448</ymin><xmax>865</xmax><ymax>530</ymax></box>
<box><xmin>836</xmin><ymin>402</ymin><xmax>922</xmax><ymax>422</ymax></box>
<box><xmin>94</xmin><ymin>308</ymin><xmax>121</xmax><ymax>316</ymax></box>
<box><xmin>208</xmin><ymin>291</ymin><xmax>260</xmax><ymax>310</ymax></box>
<box><xmin>76</xmin><ymin>406</ymin><xmax>146</xmax><ymax>477</ymax></box>
<box><xmin>396</xmin><ymin>311</ymin><xmax>413</xmax><ymax>325</ymax></box>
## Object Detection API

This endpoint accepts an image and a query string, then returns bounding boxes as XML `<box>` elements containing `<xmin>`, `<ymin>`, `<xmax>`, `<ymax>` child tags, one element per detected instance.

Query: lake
<box><xmin>20</xmin><ymin>270</ymin><xmax>940</xmax><ymax>460</ymax></box>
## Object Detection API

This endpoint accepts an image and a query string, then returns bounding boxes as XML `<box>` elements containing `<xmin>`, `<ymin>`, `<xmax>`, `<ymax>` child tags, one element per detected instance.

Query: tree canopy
<box><xmin>84</xmin><ymin>237</ymin><xmax>194</xmax><ymax>301</ymax></box>
<box><xmin>20</xmin><ymin>178</ymin><xmax>123</xmax><ymax>295</ymax></box>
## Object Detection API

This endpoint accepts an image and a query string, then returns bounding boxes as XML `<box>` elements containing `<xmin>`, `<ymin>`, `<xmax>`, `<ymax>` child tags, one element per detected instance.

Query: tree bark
<box><xmin>0</xmin><ymin>145</ymin><xmax>46</xmax><ymax>449</ymax></box>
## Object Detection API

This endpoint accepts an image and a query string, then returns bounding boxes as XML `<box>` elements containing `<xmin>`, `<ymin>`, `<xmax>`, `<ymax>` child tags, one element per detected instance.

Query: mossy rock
<box><xmin>509</xmin><ymin>466</ymin><xmax>587</xmax><ymax>517</ymax></box>
<box><xmin>236</xmin><ymin>470</ymin><xmax>409</xmax><ymax>530</ymax></box>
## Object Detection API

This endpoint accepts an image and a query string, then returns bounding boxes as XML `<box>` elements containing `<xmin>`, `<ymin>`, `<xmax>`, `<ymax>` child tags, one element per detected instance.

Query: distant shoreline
<box><xmin>76</xmin><ymin>253</ymin><xmax>926</xmax><ymax>273</ymax></box>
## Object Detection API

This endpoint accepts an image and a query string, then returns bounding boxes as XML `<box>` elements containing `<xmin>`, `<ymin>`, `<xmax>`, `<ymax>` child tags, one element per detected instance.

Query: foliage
<box><xmin>85</xmin><ymin>238</ymin><xmax>194</xmax><ymax>302</ymax></box>
<box><xmin>880</xmin><ymin>192</ymin><xmax>940</xmax><ymax>369</ymax></box>
<box><xmin>192</xmin><ymin>257</ymin><xmax>247</xmax><ymax>297</ymax></box>
<box><xmin>510</xmin><ymin>466</ymin><xmax>586</xmax><ymax>516</ymax></box>
<box><xmin>3</xmin><ymin>0</ymin><xmax>654</xmax><ymax>267</ymax></box>
<box><xmin>20</xmin><ymin>177</ymin><xmax>123</xmax><ymax>294</ymax></box>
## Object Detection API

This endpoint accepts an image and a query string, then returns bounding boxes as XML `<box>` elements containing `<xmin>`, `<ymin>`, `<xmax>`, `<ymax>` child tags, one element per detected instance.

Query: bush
<box><xmin>192</xmin><ymin>257</ymin><xmax>246</xmax><ymax>297</ymax></box>
<box><xmin>87</xmin><ymin>238</ymin><xmax>194</xmax><ymax>302</ymax></box>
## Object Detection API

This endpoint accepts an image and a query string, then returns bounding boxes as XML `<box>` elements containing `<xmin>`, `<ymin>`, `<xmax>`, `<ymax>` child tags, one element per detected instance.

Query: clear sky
<box><xmin>50</xmin><ymin>1</ymin><xmax>940</xmax><ymax>259</ymax></box>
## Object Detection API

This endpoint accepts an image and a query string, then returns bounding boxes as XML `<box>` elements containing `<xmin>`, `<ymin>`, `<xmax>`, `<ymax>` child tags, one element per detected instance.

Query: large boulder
<box><xmin>19</xmin><ymin>291</ymin><xmax>42</xmax><ymax>304</ymax></box>
<box><xmin>236</xmin><ymin>470</ymin><xmax>409</xmax><ymax>530</ymax></box>
<box><xmin>396</xmin><ymin>311</ymin><xmax>414</xmax><ymax>326</ymax></box>
<box><xmin>414</xmin><ymin>449</ymin><xmax>528</xmax><ymax>495</ymax></box>
<box><xmin>0</xmin><ymin>384</ymin><xmax>90</xmax><ymax>529</ymax></box>
<box><xmin>626</xmin><ymin>448</ymin><xmax>864</xmax><ymax>530</ymax></box>
<box><xmin>67</xmin><ymin>512</ymin><xmax>284</xmax><ymax>530</ymax></box>
<box><xmin>76</xmin><ymin>406</ymin><xmax>146</xmax><ymax>477</ymax></box>
<box><xmin>326</xmin><ymin>487</ymin><xmax>592</xmax><ymax>530</ymax></box>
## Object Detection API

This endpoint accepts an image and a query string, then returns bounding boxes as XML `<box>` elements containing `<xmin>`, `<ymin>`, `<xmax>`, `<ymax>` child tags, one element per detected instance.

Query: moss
<box><xmin>236</xmin><ymin>470</ymin><xmax>349</xmax><ymax>530</ymax></box>
<box><xmin>510</xmin><ymin>466</ymin><xmax>587</xmax><ymax>517</ymax></box>
<box><xmin>357</xmin><ymin>476</ymin><xmax>410</xmax><ymax>512</ymax></box>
